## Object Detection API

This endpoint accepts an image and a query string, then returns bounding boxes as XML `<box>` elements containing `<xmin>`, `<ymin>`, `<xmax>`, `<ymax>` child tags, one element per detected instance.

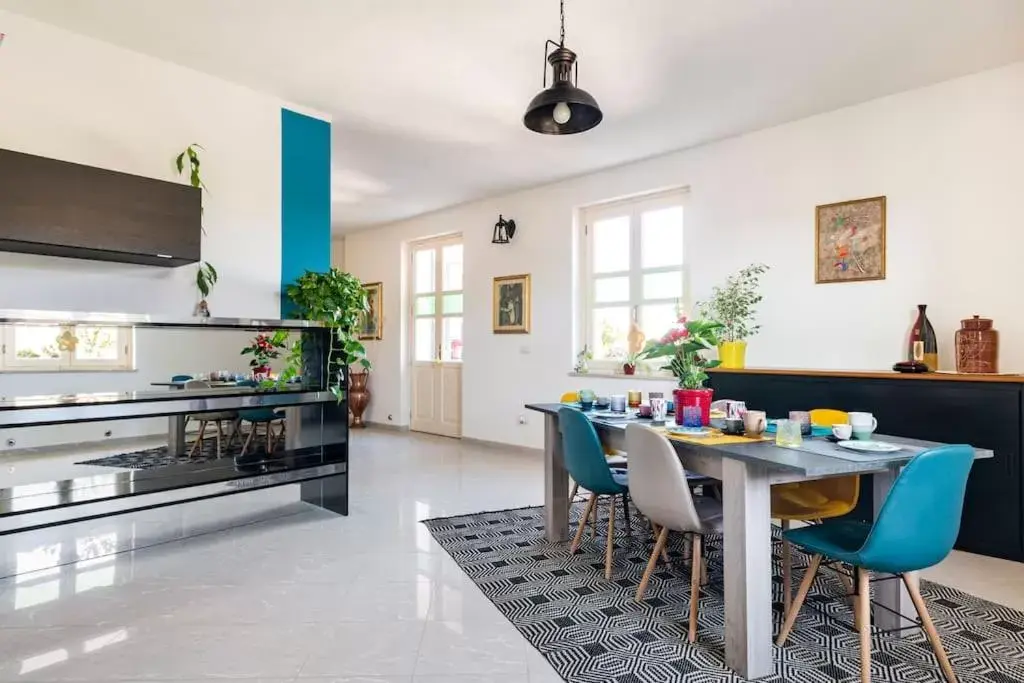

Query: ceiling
<box><xmin>3</xmin><ymin>0</ymin><xmax>1024</xmax><ymax>233</ymax></box>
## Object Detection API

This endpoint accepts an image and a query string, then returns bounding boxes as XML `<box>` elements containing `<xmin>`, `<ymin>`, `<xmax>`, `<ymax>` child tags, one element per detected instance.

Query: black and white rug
<box><xmin>424</xmin><ymin>503</ymin><xmax>1024</xmax><ymax>683</ymax></box>
<box><xmin>76</xmin><ymin>432</ymin><xmax>281</xmax><ymax>470</ymax></box>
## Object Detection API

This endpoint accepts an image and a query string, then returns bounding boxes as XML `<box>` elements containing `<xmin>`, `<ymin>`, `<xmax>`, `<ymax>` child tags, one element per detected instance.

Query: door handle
<box><xmin>436</xmin><ymin>343</ymin><xmax>442</xmax><ymax>364</ymax></box>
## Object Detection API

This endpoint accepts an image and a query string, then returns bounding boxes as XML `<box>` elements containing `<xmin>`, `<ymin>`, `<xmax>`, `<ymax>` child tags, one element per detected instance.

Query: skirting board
<box><xmin>362</xmin><ymin>421</ymin><xmax>409</xmax><ymax>432</ymax></box>
<box><xmin>461</xmin><ymin>436</ymin><xmax>543</xmax><ymax>457</ymax></box>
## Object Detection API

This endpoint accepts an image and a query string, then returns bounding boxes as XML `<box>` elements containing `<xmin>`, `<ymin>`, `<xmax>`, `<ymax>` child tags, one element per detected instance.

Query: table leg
<box><xmin>872</xmin><ymin>466</ymin><xmax>915</xmax><ymax>633</ymax></box>
<box><xmin>544</xmin><ymin>412</ymin><xmax>570</xmax><ymax>543</ymax></box>
<box><xmin>168</xmin><ymin>415</ymin><xmax>187</xmax><ymax>456</ymax></box>
<box><xmin>722</xmin><ymin>458</ymin><xmax>773</xmax><ymax>680</ymax></box>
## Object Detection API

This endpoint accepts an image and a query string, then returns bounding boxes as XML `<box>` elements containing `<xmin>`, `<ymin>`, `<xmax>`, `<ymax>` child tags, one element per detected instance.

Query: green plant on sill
<box><xmin>196</xmin><ymin>261</ymin><xmax>218</xmax><ymax>300</ymax></box>
<box><xmin>175</xmin><ymin>143</ymin><xmax>208</xmax><ymax>233</ymax></box>
<box><xmin>284</xmin><ymin>268</ymin><xmax>372</xmax><ymax>403</ymax></box>
<box><xmin>697</xmin><ymin>263</ymin><xmax>770</xmax><ymax>343</ymax></box>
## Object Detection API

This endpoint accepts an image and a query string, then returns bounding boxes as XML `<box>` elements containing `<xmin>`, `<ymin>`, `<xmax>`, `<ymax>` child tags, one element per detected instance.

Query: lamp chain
<box><xmin>559</xmin><ymin>0</ymin><xmax>566</xmax><ymax>46</ymax></box>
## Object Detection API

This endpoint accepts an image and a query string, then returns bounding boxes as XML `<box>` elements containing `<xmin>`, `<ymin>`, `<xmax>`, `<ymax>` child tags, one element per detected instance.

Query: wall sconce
<box><xmin>492</xmin><ymin>215</ymin><xmax>516</xmax><ymax>244</ymax></box>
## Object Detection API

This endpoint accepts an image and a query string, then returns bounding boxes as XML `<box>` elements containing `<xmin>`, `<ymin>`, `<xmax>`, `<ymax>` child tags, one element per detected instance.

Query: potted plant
<box><xmin>698</xmin><ymin>263</ymin><xmax>769</xmax><ymax>369</ymax></box>
<box><xmin>642</xmin><ymin>314</ymin><xmax>723</xmax><ymax>426</ymax></box>
<box><xmin>284</xmin><ymin>268</ymin><xmax>373</xmax><ymax>424</ymax></box>
<box><xmin>194</xmin><ymin>262</ymin><xmax>218</xmax><ymax>317</ymax></box>
<box><xmin>241</xmin><ymin>330</ymin><xmax>288</xmax><ymax>381</ymax></box>
<box><xmin>622</xmin><ymin>351</ymin><xmax>641</xmax><ymax>375</ymax></box>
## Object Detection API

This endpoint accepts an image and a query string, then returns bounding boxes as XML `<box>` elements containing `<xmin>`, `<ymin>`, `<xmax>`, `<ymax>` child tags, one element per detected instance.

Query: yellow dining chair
<box><xmin>773</xmin><ymin>408</ymin><xmax>861</xmax><ymax>612</ymax></box>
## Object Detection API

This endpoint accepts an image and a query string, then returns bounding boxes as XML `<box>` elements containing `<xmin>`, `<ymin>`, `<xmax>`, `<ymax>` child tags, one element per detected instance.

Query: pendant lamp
<box><xmin>523</xmin><ymin>0</ymin><xmax>602</xmax><ymax>135</ymax></box>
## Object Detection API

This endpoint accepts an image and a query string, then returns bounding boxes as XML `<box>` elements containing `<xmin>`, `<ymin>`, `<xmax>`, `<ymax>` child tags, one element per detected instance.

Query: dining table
<box><xmin>524</xmin><ymin>402</ymin><xmax>994</xmax><ymax>680</ymax></box>
<box><xmin>151</xmin><ymin>380</ymin><xmax>239</xmax><ymax>455</ymax></box>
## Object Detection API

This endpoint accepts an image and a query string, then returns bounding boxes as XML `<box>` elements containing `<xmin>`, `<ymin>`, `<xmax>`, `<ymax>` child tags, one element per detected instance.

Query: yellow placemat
<box><xmin>660</xmin><ymin>428</ymin><xmax>771</xmax><ymax>446</ymax></box>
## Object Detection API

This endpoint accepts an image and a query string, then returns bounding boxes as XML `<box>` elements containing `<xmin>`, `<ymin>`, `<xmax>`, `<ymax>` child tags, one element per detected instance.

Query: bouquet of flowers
<box><xmin>641</xmin><ymin>314</ymin><xmax>723</xmax><ymax>388</ymax></box>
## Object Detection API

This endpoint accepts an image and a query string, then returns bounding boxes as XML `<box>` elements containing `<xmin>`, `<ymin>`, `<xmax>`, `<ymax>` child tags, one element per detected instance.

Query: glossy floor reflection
<box><xmin>0</xmin><ymin>429</ymin><xmax>1020</xmax><ymax>682</ymax></box>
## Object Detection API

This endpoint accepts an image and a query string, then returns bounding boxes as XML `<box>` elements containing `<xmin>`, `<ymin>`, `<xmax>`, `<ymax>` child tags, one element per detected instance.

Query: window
<box><xmin>580</xmin><ymin>189</ymin><xmax>686</xmax><ymax>367</ymax></box>
<box><xmin>0</xmin><ymin>324</ymin><xmax>134</xmax><ymax>372</ymax></box>
<box><xmin>411</xmin><ymin>237</ymin><xmax>463</xmax><ymax>362</ymax></box>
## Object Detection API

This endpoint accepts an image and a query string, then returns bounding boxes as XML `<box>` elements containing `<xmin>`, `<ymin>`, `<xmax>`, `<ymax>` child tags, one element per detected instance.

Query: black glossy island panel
<box><xmin>0</xmin><ymin>311</ymin><xmax>349</xmax><ymax>536</ymax></box>
<box><xmin>707</xmin><ymin>367</ymin><xmax>1023</xmax><ymax>562</ymax></box>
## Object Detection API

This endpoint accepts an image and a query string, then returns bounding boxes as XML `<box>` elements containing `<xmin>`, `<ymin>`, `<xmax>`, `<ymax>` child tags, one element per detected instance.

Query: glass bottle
<box><xmin>908</xmin><ymin>304</ymin><xmax>938</xmax><ymax>370</ymax></box>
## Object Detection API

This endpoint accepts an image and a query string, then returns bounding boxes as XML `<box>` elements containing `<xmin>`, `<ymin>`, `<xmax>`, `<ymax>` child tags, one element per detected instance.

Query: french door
<box><xmin>409</xmin><ymin>235</ymin><xmax>463</xmax><ymax>437</ymax></box>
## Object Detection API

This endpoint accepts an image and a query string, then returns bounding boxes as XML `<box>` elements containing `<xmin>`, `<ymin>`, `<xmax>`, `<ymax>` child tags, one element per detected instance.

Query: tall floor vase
<box><xmin>349</xmin><ymin>372</ymin><xmax>371</xmax><ymax>428</ymax></box>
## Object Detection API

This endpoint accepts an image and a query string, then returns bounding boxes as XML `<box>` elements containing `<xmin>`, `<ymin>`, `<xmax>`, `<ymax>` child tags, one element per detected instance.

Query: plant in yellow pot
<box><xmin>699</xmin><ymin>263</ymin><xmax>770</xmax><ymax>369</ymax></box>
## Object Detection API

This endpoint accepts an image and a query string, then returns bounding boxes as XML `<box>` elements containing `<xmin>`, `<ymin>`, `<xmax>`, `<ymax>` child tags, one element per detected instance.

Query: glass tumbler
<box><xmin>775</xmin><ymin>419</ymin><xmax>803</xmax><ymax>448</ymax></box>
<box><xmin>682</xmin><ymin>405</ymin><xmax>702</xmax><ymax>428</ymax></box>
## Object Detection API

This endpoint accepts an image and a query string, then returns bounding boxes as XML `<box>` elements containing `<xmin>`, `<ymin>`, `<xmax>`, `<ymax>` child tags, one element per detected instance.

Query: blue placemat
<box><xmin>765</xmin><ymin>420</ymin><xmax>833</xmax><ymax>438</ymax></box>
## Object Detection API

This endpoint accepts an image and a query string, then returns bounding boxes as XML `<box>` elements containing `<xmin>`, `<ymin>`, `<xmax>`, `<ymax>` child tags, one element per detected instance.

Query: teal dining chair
<box><xmin>558</xmin><ymin>407</ymin><xmax>630</xmax><ymax>580</ymax></box>
<box><xmin>776</xmin><ymin>444</ymin><xmax>975</xmax><ymax>683</ymax></box>
<box><xmin>236</xmin><ymin>380</ymin><xmax>286</xmax><ymax>457</ymax></box>
<box><xmin>171</xmin><ymin>374</ymin><xmax>193</xmax><ymax>382</ymax></box>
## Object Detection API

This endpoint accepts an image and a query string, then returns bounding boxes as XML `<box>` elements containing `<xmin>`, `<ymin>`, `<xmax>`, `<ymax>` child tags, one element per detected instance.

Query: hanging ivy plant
<box><xmin>175</xmin><ymin>143</ymin><xmax>208</xmax><ymax>233</ymax></box>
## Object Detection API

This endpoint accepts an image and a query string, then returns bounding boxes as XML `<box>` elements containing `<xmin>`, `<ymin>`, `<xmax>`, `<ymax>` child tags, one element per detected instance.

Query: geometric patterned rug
<box><xmin>75</xmin><ymin>431</ymin><xmax>281</xmax><ymax>470</ymax></box>
<box><xmin>424</xmin><ymin>502</ymin><xmax>1024</xmax><ymax>683</ymax></box>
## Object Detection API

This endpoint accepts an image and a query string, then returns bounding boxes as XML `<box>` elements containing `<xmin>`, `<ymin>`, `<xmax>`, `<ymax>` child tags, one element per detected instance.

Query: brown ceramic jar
<box><xmin>955</xmin><ymin>316</ymin><xmax>998</xmax><ymax>374</ymax></box>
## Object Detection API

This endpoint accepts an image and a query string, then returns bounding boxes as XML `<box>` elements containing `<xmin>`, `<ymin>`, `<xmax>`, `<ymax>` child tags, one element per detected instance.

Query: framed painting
<box><xmin>358</xmin><ymin>282</ymin><xmax>383</xmax><ymax>340</ymax></box>
<box><xmin>492</xmin><ymin>274</ymin><xmax>531</xmax><ymax>334</ymax></box>
<box><xmin>815</xmin><ymin>196</ymin><xmax>886</xmax><ymax>284</ymax></box>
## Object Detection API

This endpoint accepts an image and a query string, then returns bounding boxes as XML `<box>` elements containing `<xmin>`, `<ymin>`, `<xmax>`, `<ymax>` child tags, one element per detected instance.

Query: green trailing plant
<box><xmin>196</xmin><ymin>261</ymin><xmax>218</xmax><ymax>300</ymax></box>
<box><xmin>284</xmin><ymin>268</ymin><xmax>372</xmax><ymax>402</ymax></box>
<box><xmin>697</xmin><ymin>263</ymin><xmax>770</xmax><ymax>343</ymax></box>
<box><xmin>641</xmin><ymin>315</ymin><xmax>723</xmax><ymax>389</ymax></box>
<box><xmin>175</xmin><ymin>143</ymin><xmax>208</xmax><ymax>233</ymax></box>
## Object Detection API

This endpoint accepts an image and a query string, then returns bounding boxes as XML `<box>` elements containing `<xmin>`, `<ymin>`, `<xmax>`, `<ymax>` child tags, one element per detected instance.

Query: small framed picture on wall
<box><xmin>492</xmin><ymin>274</ymin><xmax>531</xmax><ymax>334</ymax></box>
<box><xmin>358</xmin><ymin>282</ymin><xmax>383</xmax><ymax>340</ymax></box>
<box><xmin>815</xmin><ymin>196</ymin><xmax>886</xmax><ymax>284</ymax></box>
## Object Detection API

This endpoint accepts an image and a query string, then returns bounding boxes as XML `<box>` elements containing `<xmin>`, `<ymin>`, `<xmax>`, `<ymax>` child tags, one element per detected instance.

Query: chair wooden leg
<box><xmin>650</xmin><ymin>521</ymin><xmax>671</xmax><ymax>565</ymax></box>
<box><xmin>857</xmin><ymin>567</ymin><xmax>872</xmax><ymax>683</ymax></box>
<box><xmin>189</xmin><ymin>420</ymin><xmax>208</xmax><ymax>459</ymax></box>
<box><xmin>904</xmin><ymin>572</ymin><xmax>958</xmax><ymax>683</ymax></box>
<box><xmin>589</xmin><ymin>497</ymin><xmax>599</xmax><ymax>539</ymax></box>
<box><xmin>569</xmin><ymin>480</ymin><xmax>579</xmax><ymax>504</ymax></box>
<box><xmin>776</xmin><ymin>553</ymin><xmax>823</xmax><ymax>646</ymax></box>
<box><xmin>688</xmin><ymin>533</ymin><xmax>703</xmax><ymax>642</ymax></box>
<box><xmin>571</xmin><ymin>494</ymin><xmax>597</xmax><ymax>554</ymax></box>
<box><xmin>636</xmin><ymin>526</ymin><xmax>669</xmax><ymax>602</ymax></box>
<box><xmin>604</xmin><ymin>496</ymin><xmax>616</xmax><ymax>580</ymax></box>
<box><xmin>780</xmin><ymin>520</ymin><xmax>793</xmax><ymax>613</ymax></box>
<box><xmin>240</xmin><ymin>423</ymin><xmax>255</xmax><ymax>457</ymax></box>
<box><xmin>836</xmin><ymin>563</ymin><xmax>860</xmax><ymax>629</ymax></box>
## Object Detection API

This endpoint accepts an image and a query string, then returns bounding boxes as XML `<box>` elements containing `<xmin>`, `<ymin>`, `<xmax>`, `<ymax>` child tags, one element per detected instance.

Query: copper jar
<box><xmin>955</xmin><ymin>315</ymin><xmax>998</xmax><ymax>374</ymax></box>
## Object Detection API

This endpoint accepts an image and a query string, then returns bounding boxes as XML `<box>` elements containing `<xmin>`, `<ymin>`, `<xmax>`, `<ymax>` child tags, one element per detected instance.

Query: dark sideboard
<box><xmin>707</xmin><ymin>367</ymin><xmax>1023</xmax><ymax>563</ymax></box>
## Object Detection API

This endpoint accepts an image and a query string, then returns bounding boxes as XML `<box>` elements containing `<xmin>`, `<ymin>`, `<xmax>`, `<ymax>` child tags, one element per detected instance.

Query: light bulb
<box><xmin>552</xmin><ymin>102</ymin><xmax>572</xmax><ymax>125</ymax></box>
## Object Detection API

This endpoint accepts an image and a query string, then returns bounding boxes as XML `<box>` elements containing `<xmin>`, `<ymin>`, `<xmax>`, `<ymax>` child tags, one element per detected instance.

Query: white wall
<box><xmin>343</xmin><ymin>61</ymin><xmax>1024</xmax><ymax>450</ymax></box>
<box><xmin>0</xmin><ymin>10</ymin><xmax>327</xmax><ymax>449</ymax></box>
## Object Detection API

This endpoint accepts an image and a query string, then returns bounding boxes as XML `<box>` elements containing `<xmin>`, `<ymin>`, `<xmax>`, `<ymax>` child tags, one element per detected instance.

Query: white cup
<box><xmin>832</xmin><ymin>423</ymin><xmax>853</xmax><ymax>440</ymax></box>
<box><xmin>848</xmin><ymin>412</ymin><xmax>877</xmax><ymax>440</ymax></box>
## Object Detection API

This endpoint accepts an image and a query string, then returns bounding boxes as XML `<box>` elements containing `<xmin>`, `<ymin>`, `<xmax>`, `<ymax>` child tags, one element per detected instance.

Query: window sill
<box><xmin>0</xmin><ymin>367</ymin><xmax>138</xmax><ymax>374</ymax></box>
<box><xmin>567</xmin><ymin>371</ymin><xmax>675</xmax><ymax>382</ymax></box>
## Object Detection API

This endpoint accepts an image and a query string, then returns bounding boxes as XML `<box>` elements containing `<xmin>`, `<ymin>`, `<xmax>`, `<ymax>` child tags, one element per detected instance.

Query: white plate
<box><xmin>591</xmin><ymin>410</ymin><xmax>632</xmax><ymax>419</ymax></box>
<box><xmin>837</xmin><ymin>440</ymin><xmax>901</xmax><ymax>453</ymax></box>
<box><xmin>668</xmin><ymin>426</ymin><xmax>713</xmax><ymax>437</ymax></box>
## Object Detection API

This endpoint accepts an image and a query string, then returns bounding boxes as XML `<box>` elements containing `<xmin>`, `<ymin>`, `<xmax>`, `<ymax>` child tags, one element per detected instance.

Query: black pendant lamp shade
<box><xmin>523</xmin><ymin>0</ymin><xmax>602</xmax><ymax>135</ymax></box>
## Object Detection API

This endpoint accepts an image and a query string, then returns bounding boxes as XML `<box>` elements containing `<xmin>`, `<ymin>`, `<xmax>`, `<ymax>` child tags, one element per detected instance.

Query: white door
<box><xmin>410</xmin><ymin>236</ymin><xmax>463</xmax><ymax>437</ymax></box>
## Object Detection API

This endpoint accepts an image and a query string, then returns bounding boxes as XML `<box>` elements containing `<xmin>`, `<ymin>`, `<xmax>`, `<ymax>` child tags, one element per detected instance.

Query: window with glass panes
<box><xmin>0</xmin><ymin>324</ymin><xmax>134</xmax><ymax>371</ymax></box>
<box><xmin>580</xmin><ymin>190</ymin><xmax>686</xmax><ymax>366</ymax></box>
<box><xmin>411</xmin><ymin>237</ymin><xmax>463</xmax><ymax>363</ymax></box>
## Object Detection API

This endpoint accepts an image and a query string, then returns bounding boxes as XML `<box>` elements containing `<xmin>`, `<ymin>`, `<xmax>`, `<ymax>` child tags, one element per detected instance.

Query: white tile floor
<box><xmin>0</xmin><ymin>429</ymin><xmax>1020</xmax><ymax>682</ymax></box>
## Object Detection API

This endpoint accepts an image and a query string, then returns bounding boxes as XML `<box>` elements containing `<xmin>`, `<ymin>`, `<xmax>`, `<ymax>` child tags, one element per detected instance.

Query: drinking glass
<box><xmin>776</xmin><ymin>419</ymin><xmax>803</xmax><ymax>447</ymax></box>
<box><xmin>650</xmin><ymin>397</ymin><xmax>666</xmax><ymax>423</ymax></box>
<box><xmin>682</xmin><ymin>405</ymin><xmax>702</xmax><ymax>428</ymax></box>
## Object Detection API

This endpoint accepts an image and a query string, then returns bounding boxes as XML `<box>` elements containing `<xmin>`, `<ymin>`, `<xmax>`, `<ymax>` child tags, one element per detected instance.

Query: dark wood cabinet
<box><xmin>0</xmin><ymin>149</ymin><xmax>201</xmax><ymax>267</ymax></box>
<box><xmin>708</xmin><ymin>369</ymin><xmax>1024</xmax><ymax>563</ymax></box>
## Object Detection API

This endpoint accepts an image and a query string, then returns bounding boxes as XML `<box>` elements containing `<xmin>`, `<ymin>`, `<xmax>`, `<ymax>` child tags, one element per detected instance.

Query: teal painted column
<box><xmin>281</xmin><ymin>108</ymin><xmax>331</xmax><ymax>318</ymax></box>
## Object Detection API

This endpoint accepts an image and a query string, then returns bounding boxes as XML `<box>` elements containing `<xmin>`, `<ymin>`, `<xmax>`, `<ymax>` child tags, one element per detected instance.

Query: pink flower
<box><xmin>677</xmin><ymin>314</ymin><xmax>688</xmax><ymax>324</ymax></box>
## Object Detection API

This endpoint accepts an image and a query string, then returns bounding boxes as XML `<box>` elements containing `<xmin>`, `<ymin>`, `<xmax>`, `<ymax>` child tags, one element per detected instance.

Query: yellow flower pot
<box><xmin>718</xmin><ymin>341</ymin><xmax>748</xmax><ymax>369</ymax></box>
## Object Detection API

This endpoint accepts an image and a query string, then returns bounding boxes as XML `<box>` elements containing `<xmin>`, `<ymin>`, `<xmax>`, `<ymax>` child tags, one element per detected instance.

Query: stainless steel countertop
<box><xmin>0</xmin><ymin>309</ymin><xmax>322</xmax><ymax>329</ymax></box>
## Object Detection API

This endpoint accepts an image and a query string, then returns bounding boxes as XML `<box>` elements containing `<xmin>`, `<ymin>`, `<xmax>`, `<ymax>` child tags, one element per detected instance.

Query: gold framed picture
<box><xmin>492</xmin><ymin>274</ymin><xmax>531</xmax><ymax>334</ymax></box>
<box><xmin>815</xmin><ymin>196</ymin><xmax>886</xmax><ymax>284</ymax></box>
<box><xmin>358</xmin><ymin>282</ymin><xmax>383</xmax><ymax>340</ymax></box>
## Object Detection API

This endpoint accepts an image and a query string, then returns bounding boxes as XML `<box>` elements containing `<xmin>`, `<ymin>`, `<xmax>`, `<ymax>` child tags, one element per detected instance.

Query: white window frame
<box><xmin>579</xmin><ymin>188</ymin><xmax>689</xmax><ymax>374</ymax></box>
<box><xmin>0</xmin><ymin>324</ymin><xmax>135</xmax><ymax>373</ymax></box>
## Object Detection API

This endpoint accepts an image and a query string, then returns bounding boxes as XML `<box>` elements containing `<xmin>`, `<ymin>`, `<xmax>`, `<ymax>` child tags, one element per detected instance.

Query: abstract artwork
<box><xmin>492</xmin><ymin>274</ymin><xmax>531</xmax><ymax>334</ymax></box>
<box><xmin>815</xmin><ymin>196</ymin><xmax>886</xmax><ymax>283</ymax></box>
<box><xmin>357</xmin><ymin>282</ymin><xmax>383</xmax><ymax>340</ymax></box>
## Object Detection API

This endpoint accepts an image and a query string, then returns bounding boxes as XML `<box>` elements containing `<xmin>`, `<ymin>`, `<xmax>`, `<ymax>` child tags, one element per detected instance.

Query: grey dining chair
<box><xmin>625</xmin><ymin>423</ymin><xmax>724</xmax><ymax>642</ymax></box>
<box><xmin>183</xmin><ymin>380</ymin><xmax>240</xmax><ymax>459</ymax></box>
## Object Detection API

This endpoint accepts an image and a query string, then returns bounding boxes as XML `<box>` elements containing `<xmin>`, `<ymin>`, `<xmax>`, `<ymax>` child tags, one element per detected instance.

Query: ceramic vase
<box><xmin>349</xmin><ymin>371</ymin><xmax>371</xmax><ymax>428</ymax></box>
<box><xmin>908</xmin><ymin>304</ymin><xmax>938</xmax><ymax>370</ymax></box>
<box><xmin>674</xmin><ymin>387</ymin><xmax>714</xmax><ymax>426</ymax></box>
<box><xmin>718</xmin><ymin>341</ymin><xmax>747</xmax><ymax>369</ymax></box>
<box><xmin>622</xmin><ymin>363</ymin><xmax>636</xmax><ymax>375</ymax></box>
<box><xmin>955</xmin><ymin>316</ymin><xmax>998</xmax><ymax>373</ymax></box>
